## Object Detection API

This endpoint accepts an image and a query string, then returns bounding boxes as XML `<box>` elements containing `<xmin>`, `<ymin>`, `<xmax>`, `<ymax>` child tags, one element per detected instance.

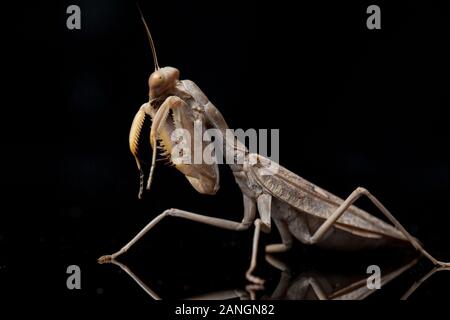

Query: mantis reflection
<box><xmin>100</xmin><ymin>254</ymin><xmax>449</xmax><ymax>300</ymax></box>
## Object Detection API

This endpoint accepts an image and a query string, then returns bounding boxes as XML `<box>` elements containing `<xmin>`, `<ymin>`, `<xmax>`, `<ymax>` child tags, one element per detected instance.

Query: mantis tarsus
<box><xmin>98</xmin><ymin>9</ymin><xmax>450</xmax><ymax>285</ymax></box>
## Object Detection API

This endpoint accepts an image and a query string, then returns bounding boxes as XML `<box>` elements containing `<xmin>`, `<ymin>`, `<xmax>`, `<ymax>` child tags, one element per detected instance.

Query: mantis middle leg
<box><xmin>98</xmin><ymin>194</ymin><xmax>256</xmax><ymax>263</ymax></box>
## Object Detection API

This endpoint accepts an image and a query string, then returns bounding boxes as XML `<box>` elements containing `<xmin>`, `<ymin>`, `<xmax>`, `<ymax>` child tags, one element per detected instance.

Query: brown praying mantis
<box><xmin>98</xmin><ymin>9</ymin><xmax>450</xmax><ymax>285</ymax></box>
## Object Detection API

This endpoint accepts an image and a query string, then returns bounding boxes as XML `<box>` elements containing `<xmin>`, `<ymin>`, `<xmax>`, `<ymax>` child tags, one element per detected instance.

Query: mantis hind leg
<box><xmin>309</xmin><ymin>187</ymin><xmax>450</xmax><ymax>267</ymax></box>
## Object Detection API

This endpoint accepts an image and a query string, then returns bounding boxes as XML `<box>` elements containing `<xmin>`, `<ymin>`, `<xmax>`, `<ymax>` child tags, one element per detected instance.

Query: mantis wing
<box><xmin>249</xmin><ymin>154</ymin><xmax>406</xmax><ymax>241</ymax></box>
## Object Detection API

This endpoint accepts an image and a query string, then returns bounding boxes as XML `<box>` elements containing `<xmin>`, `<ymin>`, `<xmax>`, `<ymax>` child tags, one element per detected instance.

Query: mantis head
<box><xmin>148</xmin><ymin>67</ymin><xmax>180</xmax><ymax>99</ymax></box>
<box><xmin>132</xmin><ymin>8</ymin><xmax>220</xmax><ymax>198</ymax></box>
<box><xmin>146</xmin><ymin>67</ymin><xmax>220</xmax><ymax>196</ymax></box>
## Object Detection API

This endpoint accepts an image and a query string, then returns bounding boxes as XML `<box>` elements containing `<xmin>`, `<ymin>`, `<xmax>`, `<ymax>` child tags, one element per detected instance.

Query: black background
<box><xmin>1</xmin><ymin>0</ymin><xmax>450</xmax><ymax>309</ymax></box>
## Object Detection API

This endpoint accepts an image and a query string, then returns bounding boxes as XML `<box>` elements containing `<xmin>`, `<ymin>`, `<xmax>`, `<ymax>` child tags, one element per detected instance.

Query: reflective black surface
<box><xmin>1</xmin><ymin>0</ymin><xmax>450</xmax><ymax>305</ymax></box>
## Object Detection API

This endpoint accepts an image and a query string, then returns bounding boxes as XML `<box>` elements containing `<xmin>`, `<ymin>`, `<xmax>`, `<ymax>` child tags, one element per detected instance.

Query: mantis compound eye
<box><xmin>149</xmin><ymin>72</ymin><xmax>165</xmax><ymax>88</ymax></box>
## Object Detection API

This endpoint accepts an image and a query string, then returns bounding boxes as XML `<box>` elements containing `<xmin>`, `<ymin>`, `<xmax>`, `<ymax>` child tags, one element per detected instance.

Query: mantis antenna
<box><xmin>137</xmin><ymin>4</ymin><xmax>160</xmax><ymax>71</ymax></box>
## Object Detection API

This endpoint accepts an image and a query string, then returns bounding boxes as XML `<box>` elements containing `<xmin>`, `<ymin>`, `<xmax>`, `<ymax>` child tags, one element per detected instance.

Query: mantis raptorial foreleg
<box><xmin>147</xmin><ymin>96</ymin><xmax>187</xmax><ymax>191</ymax></box>
<box><xmin>129</xmin><ymin>103</ymin><xmax>154</xmax><ymax>199</ymax></box>
<box><xmin>309</xmin><ymin>187</ymin><xmax>450</xmax><ymax>267</ymax></box>
<box><xmin>97</xmin><ymin>195</ymin><xmax>256</xmax><ymax>263</ymax></box>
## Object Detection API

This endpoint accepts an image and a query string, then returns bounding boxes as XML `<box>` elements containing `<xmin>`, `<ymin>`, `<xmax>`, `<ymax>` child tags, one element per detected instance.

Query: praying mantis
<box><xmin>98</xmin><ymin>9</ymin><xmax>450</xmax><ymax>285</ymax></box>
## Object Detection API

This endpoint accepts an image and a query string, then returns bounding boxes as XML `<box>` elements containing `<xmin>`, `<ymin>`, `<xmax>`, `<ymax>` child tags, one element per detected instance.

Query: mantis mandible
<box><xmin>98</xmin><ymin>9</ymin><xmax>450</xmax><ymax>284</ymax></box>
